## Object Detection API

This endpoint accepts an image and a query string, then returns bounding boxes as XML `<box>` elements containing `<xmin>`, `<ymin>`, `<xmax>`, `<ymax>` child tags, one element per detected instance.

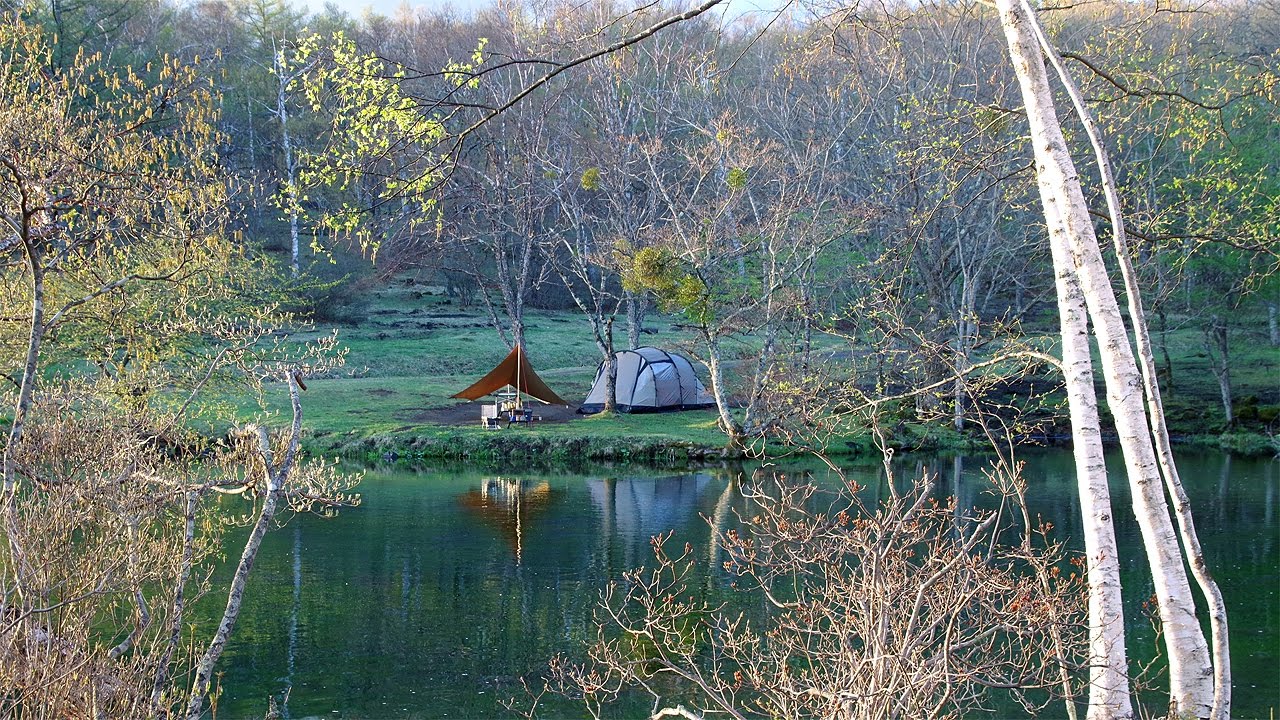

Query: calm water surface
<box><xmin>207</xmin><ymin>450</ymin><xmax>1278</xmax><ymax>719</ymax></box>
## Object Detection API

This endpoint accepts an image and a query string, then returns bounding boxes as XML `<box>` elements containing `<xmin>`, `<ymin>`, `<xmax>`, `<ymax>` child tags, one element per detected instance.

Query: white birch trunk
<box><xmin>274</xmin><ymin>51</ymin><xmax>300</xmax><ymax>279</ymax></box>
<box><xmin>1049</xmin><ymin>207</ymin><xmax>1133</xmax><ymax>720</ymax></box>
<box><xmin>995</xmin><ymin>2</ymin><xmax>1214</xmax><ymax>715</ymax></box>
<box><xmin>187</xmin><ymin>374</ymin><xmax>305</xmax><ymax>719</ymax></box>
<box><xmin>1023</xmin><ymin>6</ymin><xmax>1231</xmax><ymax>715</ymax></box>
<box><xmin>702</xmin><ymin>331</ymin><xmax>742</xmax><ymax>445</ymax></box>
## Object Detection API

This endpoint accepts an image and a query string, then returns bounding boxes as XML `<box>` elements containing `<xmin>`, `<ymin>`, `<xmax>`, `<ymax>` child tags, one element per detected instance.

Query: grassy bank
<box><xmin>242</xmin><ymin>280</ymin><xmax>1279</xmax><ymax>463</ymax></box>
<box><xmin>316</xmin><ymin>415</ymin><xmax>739</xmax><ymax>465</ymax></box>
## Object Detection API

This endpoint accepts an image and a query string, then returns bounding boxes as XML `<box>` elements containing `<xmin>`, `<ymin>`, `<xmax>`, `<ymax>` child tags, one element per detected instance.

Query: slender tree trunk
<box><xmin>152</xmin><ymin>490</ymin><xmax>198</xmax><ymax>712</ymax></box>
<box><xmin>799</xmin><ymin>280</ymin><xmax>814</xmax><ymax>373</ymax></box>
<box><xmin>511</xmin><ymin>232</ymin><xmax>534</xmax><ymax>352</ymax></box>
<box><xmin>1159</xmin><ymin>310</ymin><xmax>1174</xmax><ymax>393</ymax></box>
<box><xmin>1027</xmin><ymin>135</ymin><xmax>1134</xmax><ymax>720</ymax></box>
<box><xmin>246</xmin><ymin>90</ymin><xmax>256</xmax><ymax>170</ymax></box>
<box><xmin>274</xmin><ymin>50</ymin><xmax>300</xmax><ymax>279</ymax></box>
<box><xmin>476</xmin><ymin>276</ymin><xmax>513</xmax><ymax>350</ymax></box>
<box><xmin>108</xmin><ymin>520</ymin><xmax>151</xmax><ymax>660</ymax></box>
<box><xmin>511</xmin><ymin>314</ymin><xmax>526</xmax><ymax>354</ymax></box>
<box><xmin>491</xmin><ymin>227</ymin><xmax>532</xmax><ymax>351</ymax></box>
<box><xmin>1268</xmin><ymin>303</ymin><xmax>1278</xmax><ymax>347</ymax></box>
<box><xmin>702</xmin><ymin>331</ymin><xmax>742</xmax><ymax>445</ymax></box>
<box><xmin>602</xmin><ymin>317</ymin><xmax>616</xmax><ymax>412</ymax></box>
<box><xmin>625</xmin><ymin>291</ymin><xmax>646</xmax><ymax>350</ymax></box>
<box><xmin>742</xmin><ymin>261</ymin><xmax>781</xmax><ymax>434</ymax></box>
<box><xmin>1205</xmin><ymin>316</ymin><xmax>1232</xmax><ymax>426</ymax></box>
<box><xmin>4</xmin><ymin>265</ymin><xmax>43</xmax><ymax>495</ymax></box>
<box><xmin>953</xmin><ymin>278</ymin><xmax>978</xmax><ymax>432</ymax></box>
<box><xmin>1052</xmin><ymin>250</ymin><xmax>1132</xmax><ymax>720</ymax></box>
<box><xmin>916</xmin><ymin>304</ymin><xmax>945</xmax><ymax>414</ymax></box>
<box><xmin>1024</xmin><ymin>9</ymin><xmax>1231</xmax><ymax>714</ymax></box>
<box><xmin>187</xmin><ymin>374</ymin><xmax>304</xmax><ymax>719</ymax></box>
<box><xmin>3</xmin><ymin>248</ymin><xmax>46</xmax><ymax>606</ymax></box>
<box><xmin>997</xmin><ymin>2</ymin><xmax>1214</xmax><ymax>715</ymax></box>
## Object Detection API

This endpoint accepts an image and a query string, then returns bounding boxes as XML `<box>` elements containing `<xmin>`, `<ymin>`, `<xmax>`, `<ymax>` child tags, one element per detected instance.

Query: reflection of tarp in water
<box><xmin>586</xmin><ymin>474</ymin><xmax>715</xmax><ymax>542</ymax></box>
<box><xmin>458</xmin><ymin>477</ymin><xmax>555</xmax><ymax>564</ymax></box>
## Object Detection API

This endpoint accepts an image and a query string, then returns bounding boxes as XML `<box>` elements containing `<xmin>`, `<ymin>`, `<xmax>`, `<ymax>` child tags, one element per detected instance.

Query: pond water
<box><xmin>206</xmin><ymin>450</ymin><xmax>1278</xmax><ymax>719</ymax></box>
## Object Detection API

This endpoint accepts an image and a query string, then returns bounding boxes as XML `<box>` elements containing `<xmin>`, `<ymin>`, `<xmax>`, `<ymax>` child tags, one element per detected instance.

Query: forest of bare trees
<box><xmin>114</xmin><ymin>0</ymin><xmax>1274</xmax><ymax>436</ymax></box>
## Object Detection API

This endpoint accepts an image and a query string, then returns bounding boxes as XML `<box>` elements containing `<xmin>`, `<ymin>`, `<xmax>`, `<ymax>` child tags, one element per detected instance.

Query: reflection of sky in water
<box><xmin>203</xmin><ymin>452</ymin><xmax>1278</xmax><ymax>719</ymax></box>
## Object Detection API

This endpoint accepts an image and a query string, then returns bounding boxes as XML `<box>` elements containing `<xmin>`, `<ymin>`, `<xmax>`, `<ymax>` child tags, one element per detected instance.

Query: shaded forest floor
<box><xmin>240</xmin><ymin>278</ymin><xmax>1280</xmax><ymax>462</ymax></box>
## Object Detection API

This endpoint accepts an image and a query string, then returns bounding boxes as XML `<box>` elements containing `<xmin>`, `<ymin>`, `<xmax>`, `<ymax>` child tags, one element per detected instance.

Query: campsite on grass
<box><xmin>2</xmin><ymin>2</ymin><xmax>1276</xmax><ymax>719</ymax></box>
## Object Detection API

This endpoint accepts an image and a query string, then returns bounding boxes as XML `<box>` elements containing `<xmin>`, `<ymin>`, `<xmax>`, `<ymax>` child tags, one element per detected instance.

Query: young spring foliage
<box><xmin>282</xmin><ymin>31</ymin><xmax>447</xmax><ymax>260</ymax></box>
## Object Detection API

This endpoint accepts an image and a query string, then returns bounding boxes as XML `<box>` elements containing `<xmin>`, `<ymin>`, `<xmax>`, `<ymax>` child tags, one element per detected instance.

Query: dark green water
<box><xmin>206</xmin><ymin>450</ymin><xmax>1278</xmax><ymax>719</ymax></box>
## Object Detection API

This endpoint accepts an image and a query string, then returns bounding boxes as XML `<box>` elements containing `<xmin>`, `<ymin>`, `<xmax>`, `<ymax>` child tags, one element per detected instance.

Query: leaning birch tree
<box><xmin>994</xmin><ymin>0</ymin><xmax>1219</xmax><ymax>716</ymax></box>
<box><xmin>1021</xmin><ymin>9</ymin><xmax>1233</xmax><ymax>718</ymax></box>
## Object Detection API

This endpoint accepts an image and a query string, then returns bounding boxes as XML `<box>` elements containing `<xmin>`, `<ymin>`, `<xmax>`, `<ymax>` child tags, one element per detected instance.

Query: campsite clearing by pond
<box><xmin>249</xmin><ymin>281</ymin><xmax>1278</xmax><ymax>462</ymax></box>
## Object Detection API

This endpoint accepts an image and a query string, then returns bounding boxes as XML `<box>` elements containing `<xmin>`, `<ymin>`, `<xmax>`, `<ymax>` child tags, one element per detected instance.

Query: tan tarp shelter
<box><xmin>451</xmin><ymin>344</ymin><xmax>568</xmax><ymax>405</ymax></box>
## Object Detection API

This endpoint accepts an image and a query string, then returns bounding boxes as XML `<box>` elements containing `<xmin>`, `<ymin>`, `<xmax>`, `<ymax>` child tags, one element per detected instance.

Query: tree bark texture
<box><xmin>701</xmin><ymin>331</ymin><xmax>743</xmax><ymax>444</ymax></box>
<box><xmin>3</xmin><ymin>255</ymin><xmax>44</xmax><ymax>495</ymax></box>
<box><xmin>1017</xmin><ymin>5</ymin><xmax>1230</xmax><ymax>713</ymax></box>
<box><xmin>625</xmin><ymin>291</ymin><xmax>646</xmax><ymax>350</ymax></box>
<box><xmin>187</xmin><ymin>374</ymin><xmax>305</xmax><ymax>719</ymax></box>
<box><xmin>1205</xmin><ymin>315</ymin><xmax>1232</xmax><ymax>426</ymax></box>
<box><xmin>275</xmin><ymin>52</ymin><xmax>301</xmax><ymax>280</ymax></box>
<box><xmin>996</xmin><ymin>0</ymin><xmax>1213</xmax><ymax>716</ymax></box>
<box><xmin>1037</xmin><ymin>124</ymin><xmax>1134</xmax><ymax>720</ymax></box>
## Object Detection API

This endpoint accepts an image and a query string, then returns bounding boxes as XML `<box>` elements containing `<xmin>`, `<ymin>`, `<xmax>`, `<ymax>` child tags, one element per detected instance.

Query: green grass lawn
<box><xmin>238</xmin><ymin>279</ymin><xmax>1279</xmax><ymax>458</ymax></box>
<box><xmin>244</xmin><ymin>283</ymin><xmax>753</xmax><ymax>453</ymax></box>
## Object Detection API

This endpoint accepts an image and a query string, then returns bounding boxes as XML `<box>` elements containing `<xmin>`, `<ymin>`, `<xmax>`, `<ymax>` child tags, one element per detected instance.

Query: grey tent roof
<box><xmin>579</xmin><ymin>347</ymin><xmax>715</xmax><ymax>414</ymax></box>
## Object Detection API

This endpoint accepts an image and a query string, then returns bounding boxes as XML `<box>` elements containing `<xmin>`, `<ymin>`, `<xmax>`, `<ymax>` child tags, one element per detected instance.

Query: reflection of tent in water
<box><xmin>452</xmin><ymin>345</ymin><xmax>568</xmax><ymax>407</ymax></box>
<box><xmin>586</xmin><ymin>474</ymin><xmax>715</xmax><ymax>541</ymax></box>
<box><xmin>458</xmin><ymin>477</ymin><xmax>555</xmax><ymax>564</ymax></box>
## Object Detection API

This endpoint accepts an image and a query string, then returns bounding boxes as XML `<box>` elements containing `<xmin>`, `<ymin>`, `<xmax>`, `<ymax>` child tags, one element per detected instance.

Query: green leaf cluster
<box><xmin>284</xmin><ymin>31</ymin><xmax>446</xmax><ymax>259</ymax></box>
<box><xmin>621</xmin><ymin>247</ymin><xmax>711</xmax><ymax>325</ymax></box>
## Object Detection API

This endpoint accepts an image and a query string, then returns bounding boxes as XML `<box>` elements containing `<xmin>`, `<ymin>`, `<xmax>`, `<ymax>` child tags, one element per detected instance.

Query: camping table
<box><xmin>492</xmin><ymin>390</ymin><xmax>529</xmax><ymax>425</ymax></box>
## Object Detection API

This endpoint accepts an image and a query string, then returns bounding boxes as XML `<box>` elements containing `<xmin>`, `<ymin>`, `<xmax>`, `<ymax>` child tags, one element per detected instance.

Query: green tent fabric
<box><xmin>451</xmin><ymin>344</ymin><xmax>568</xmax><ymax>405</ymax></box>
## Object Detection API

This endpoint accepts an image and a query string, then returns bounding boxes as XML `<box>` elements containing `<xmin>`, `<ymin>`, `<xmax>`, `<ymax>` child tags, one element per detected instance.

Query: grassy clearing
<box><xmin>239</xmin><ymin>279</ymin><xmax>1279</xmax><ymax>460</ymax></box>
<box><xmin>243</xmin><ymin>282</ymin><xmax>751</xmax><ymax>458</ymax></box>
<box><xmin>240</xmin><ymin>375</ymin><xmax>462</xmax><ymax>435</ymax></box>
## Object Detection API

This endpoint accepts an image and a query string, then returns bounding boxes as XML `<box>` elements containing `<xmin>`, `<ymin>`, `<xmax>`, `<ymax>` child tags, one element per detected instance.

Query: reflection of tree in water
<box><xmin>458</xmin><ymin>477</ymin><xmax>555</xmax><ymax>564</ymax></box>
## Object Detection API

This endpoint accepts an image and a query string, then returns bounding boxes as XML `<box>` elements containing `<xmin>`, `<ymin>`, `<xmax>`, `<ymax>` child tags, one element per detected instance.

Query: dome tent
<box><xmin>579</xmin><ymin>347</ymin><xmax>716</xmax><ymax>414</ymax></box>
